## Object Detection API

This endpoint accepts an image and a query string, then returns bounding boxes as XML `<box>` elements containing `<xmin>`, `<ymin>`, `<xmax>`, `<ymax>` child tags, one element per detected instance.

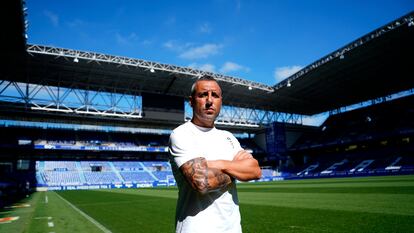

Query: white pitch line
<box><xmin>54</xmin><ymin>192</ymin><xmax>112</xmax><ymax>233</ymax></box>
<box><xmin>45</xmin><ymin>195</ymin><xmax>48</xmax><ymax>204</ymax></box>
<box><xmin>48</xmin><ymin>222</ymin><xmax>54</xmax><ymax>227</ymax></box>
<box><xmin>34</xmin><ymin>216</ymin><xmax>52</xmax><ymax>220</ymax></box>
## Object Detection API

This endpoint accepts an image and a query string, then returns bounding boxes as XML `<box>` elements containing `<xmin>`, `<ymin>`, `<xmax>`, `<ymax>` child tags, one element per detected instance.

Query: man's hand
<box><xmin>208</xmin><ymin>150</ymin><xmax>262</xmax><ymax>182</ymax></box>
<box><xmin>233</xmin><ymin>150</ymin><xmax>253</xmax><ymax>161</ymax></box>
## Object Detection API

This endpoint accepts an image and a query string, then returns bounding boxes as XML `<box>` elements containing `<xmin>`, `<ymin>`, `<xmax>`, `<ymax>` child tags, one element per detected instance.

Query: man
<box><xmin>169</xmin><ymin>75</ymin><xmax>262</xmax><ymax>233</ymax></box>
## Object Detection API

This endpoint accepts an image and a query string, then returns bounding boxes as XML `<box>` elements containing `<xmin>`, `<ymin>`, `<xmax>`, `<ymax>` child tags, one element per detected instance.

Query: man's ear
<box><xmin>189</xmin><ymin>96</ymin><xmax>194</xmax><ymax>107</ymax></box>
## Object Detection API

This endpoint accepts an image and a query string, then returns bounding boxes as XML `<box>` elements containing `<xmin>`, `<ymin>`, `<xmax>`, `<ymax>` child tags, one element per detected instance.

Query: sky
<box><xmin>26</xmin><ymin>0</ymin><xmax>414</xmax><ymax>86</ymax></box>
<box><xmin>25</xmin><ymin>1</ymin><xmax>414</xmax><ymax>125</ymax></box>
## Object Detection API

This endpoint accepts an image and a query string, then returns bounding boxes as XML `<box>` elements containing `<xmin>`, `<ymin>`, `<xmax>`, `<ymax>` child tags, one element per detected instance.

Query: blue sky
<box><xmin>26</xmin><ymin>0</ymin><xmax>414</xmax><ymax>87</ymax></box>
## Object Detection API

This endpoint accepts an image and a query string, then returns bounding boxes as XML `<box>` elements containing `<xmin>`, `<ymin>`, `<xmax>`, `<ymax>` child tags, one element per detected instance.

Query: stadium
<box><xmin>1</xmin><ymin>1</ymin><xmax>414</xmax><ymax>232</ymax></box>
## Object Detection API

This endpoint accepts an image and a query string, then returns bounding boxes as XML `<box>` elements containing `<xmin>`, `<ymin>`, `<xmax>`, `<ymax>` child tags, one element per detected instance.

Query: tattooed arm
<box><xmin>207</xmin><ymin>150</ymin><xmax>262</xmax><ymax>182</ymax></box>
<box><xmin>180</xmin><ymin>157</ymin><xmax>233</xmax><ymax>194</ymax></box>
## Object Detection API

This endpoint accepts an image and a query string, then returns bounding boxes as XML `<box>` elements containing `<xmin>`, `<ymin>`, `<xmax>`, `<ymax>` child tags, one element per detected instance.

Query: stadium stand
<box><xmin>0</xmin><ymin>1</ymin><xmax>413</xmax><ymax>194</ymax></box>
<box><xmin>288</xmin><ymin>95</ymin><xmax>414</xmax><ymax>178</ymax></box>
<box><xmin>36</xmin><ymin>160</ymin><xmax>173</xmax><ymax>188</ymax></box>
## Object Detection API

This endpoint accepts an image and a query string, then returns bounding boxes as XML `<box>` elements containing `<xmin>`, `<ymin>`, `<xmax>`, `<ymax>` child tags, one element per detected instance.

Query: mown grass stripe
<box><xmin>97</xmin><ymin>187</ymin><xmax>179</xmax><ymax>199</ymax></box>
<box><xmin>238</xmin><ymin>191</ymin><xmax>414</xmax><ymax>216</ymax></box>
<box><xmin>54</xmin><ymin>192</ymin><xmax>112</xmax><ymax>233</ymax></box>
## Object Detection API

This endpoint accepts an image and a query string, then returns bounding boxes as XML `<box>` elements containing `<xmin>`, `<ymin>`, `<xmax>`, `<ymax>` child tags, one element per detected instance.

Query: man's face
<box><xmin>190</xmin><ymin>80</ymin><xmax>222</xmax><ymax>127</ymax></box>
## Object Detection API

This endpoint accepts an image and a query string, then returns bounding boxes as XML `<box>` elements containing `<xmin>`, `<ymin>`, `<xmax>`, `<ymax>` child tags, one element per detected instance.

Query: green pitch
<box><xmin>1</xmin><ymin>175</ymin><xmax>414</xmax><ymax>233</ymax></box>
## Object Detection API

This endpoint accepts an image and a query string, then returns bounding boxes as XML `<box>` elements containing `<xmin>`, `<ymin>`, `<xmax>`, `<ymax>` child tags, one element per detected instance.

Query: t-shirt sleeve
<box><xmin>229</xmin><ymin>133</ymin><xmax>243</xmax><ymax>153</ymax></box>
<box><xmin>169</xmin><ymin>129</ymin><xmax>199</xmax><ymax>168</ymax></box>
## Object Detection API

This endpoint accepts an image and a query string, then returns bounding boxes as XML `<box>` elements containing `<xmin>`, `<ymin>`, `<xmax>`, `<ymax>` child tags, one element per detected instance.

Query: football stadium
<box><xmin>1</xmin><ymin>1</ymin><xmax>414</xmax><ymax>232</ymax></box>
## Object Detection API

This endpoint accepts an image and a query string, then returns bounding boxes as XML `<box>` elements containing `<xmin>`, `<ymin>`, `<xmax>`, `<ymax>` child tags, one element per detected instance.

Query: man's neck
<box><xmin>191</xmin><ymin>118</ymin><xmax>214</xmax><ymax>128</ymax></box>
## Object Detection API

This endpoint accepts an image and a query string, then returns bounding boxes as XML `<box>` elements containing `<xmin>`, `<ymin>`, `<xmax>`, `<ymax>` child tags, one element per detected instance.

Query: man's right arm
<box><xmin>180</xmin><ymin>157</ymin><xmax>233</xmax><ymax>195</ymax></box>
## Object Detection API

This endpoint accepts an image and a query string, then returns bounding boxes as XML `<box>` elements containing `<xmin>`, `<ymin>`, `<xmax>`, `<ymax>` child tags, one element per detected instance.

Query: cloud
<box><xmin>67</xmin><ymin>19</ymin><xmax>85</xmax><ymax>28</ymax></box>
<box><xmin>220</xmin><ymin>61</ymin><xmax>250</xmax><ymax>73</ymax></box>
<box><xmin>188</xmin><ymin>63</ymin><xmax>216</xmax><ymax>73</ymax></box>
<box><xmin>179</xmin><ymin>43</ymin><xmax>222</xmax><ymax>60</ymax></box>
<box><xmin>163</xmin><ymin>40</ymin><xmax>177</xmax><ymax>50</ymax></box>
<box><xmin>274</xmin><ymin>65</ymin><xmax>303</xmax><ymax>83</ymax></box>
<box><xmin>140</xmin><ymin>39</ymin><xmax>152</xmax><ymax>46</ymax></box>
<box><xmin>163</xmin><ymin>40</ymin><xmax>193</xmax><ymax>52</ymax></box>
<box><xmin>115</xmin><ymin>32</ymin><xmax>139</xmax><ymax>46</ymax></box>
<box><xmin>187</xmin><ymin>61</ymin><xmax>249</xmax><ymax>75</ymax></box>
<box><xmin>199</xmin><ymin>22</ymin><xmax>212</xmax><ymax>34</ymax></box>
<box><xmin>44</xmin><ymin>10</ymin><xmax>59</xmax><ymax>27</ymax></box>
<box><xmin>236</xmin><ymin>0</ymin><xmax>241</xmax><ymax>12</ymax></box>
<box><xmin>164</xmin><ymin>16</ymin><xmax>176</xmax><ymax>26</ymax></box>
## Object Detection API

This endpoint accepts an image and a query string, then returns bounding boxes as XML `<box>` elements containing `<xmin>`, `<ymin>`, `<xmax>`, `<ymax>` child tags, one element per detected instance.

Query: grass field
<box><xmin>1</xmin><ymin>175</ymin><xmax>414</xmax><ymax>233</ymax></box>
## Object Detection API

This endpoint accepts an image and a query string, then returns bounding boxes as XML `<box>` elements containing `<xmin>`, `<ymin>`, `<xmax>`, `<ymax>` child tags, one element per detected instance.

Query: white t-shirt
<box><xmin>169</xmin><ymin>121</ymin><xmax>243</xmax><ymax>233</ymax></box>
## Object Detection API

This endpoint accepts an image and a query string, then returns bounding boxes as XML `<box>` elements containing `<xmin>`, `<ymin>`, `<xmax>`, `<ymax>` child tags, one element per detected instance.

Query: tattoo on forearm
<box><xmin>181</xmin><ymin>157</ymin><xmax>232</xmax><ymax>193</ymax></box>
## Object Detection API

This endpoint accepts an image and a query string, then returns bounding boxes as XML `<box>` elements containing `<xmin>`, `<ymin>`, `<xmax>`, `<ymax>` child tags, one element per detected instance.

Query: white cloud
<box><xmin>220</xmin><ymin>61</ymin><xmax>249</xmax><ymax>73</ymax></box>
<box><xmin>164</xmin><ymin>16</ymin><xmax>176</xmax><ymax>26</ymax></box>
<box><xmin>274</xmin><ymin>65</ymin><xmax>303</xmax><ymax>83</ymax></box>
<box><xmin>163</xmin><ymin>40</ymin><xmax>181</xmax><ymax>51</ymax></box>
<box><xmin>163</xmin><ymin>40</ymin><xmax>175</xmax><ymax>49</ymax></box>
<box><xmin>67</xmin><ymin>19</ymin><xmax>85</xmax><ymax>28</ymax></box>
<box><xmin>236</xmin><ymin>0</ymin><xmax>242</xmax><ymax>12</ymax></box>
<box><xmin>44</xmin><ymin>10</ymin><xmax>59</xmax><ymax>27</ymax></box>
<box><xmin>199</xmin><ymin>22</ymin><xmax>212</xmax><ymax>34</ymax></box>
<box><xmin>115</xmin><ymin>32</ymin><xmax>138</xmax><ymax>46</ymax></box>
<box><xmin>179</xmin><ymin>43</ymin><xmax>222</xmax><ymax>60</ymax></box>
<box><xmin>163</xmin><ymin>40</ymin><xmax>194</xmax><ymax>52</ymax></box>
<box><xmin>188</xmin><ymin>63</ymin><xmax>216</xmax><ymax>73</ymax></box>
<box><xmin>140</xmin><ymin>39</ymin><xmax>152</xmax><ymax>46</ymax></box>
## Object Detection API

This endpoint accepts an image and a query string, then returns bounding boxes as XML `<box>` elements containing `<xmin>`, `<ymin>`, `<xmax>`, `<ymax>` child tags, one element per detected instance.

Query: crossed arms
<box><xmin>180</xmin><ymin>150</ymin><xmax>262</xmax><ymax>194</ymax></box>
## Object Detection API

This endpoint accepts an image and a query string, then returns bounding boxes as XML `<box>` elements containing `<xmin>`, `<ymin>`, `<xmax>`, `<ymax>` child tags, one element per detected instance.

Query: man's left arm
<box><xmin>207</xmin><ymin>150</ymin><xmax>262</xmax><ymax>182</ymax></box>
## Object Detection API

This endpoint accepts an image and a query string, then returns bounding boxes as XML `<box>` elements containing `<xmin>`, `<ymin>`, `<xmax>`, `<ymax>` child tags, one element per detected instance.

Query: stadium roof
<box><xmin>271</xmin><ymin>11</ymin><xmax>414</xmax><ymax>115</ymax></box>
<box><xmin>2</xmin><ymin>2</ymin><xmax>414</xmax><ymax>117</ymax></box>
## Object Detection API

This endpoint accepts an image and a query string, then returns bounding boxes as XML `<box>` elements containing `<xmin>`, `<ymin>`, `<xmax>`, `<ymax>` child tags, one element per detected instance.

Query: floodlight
<box><xmin>150</xmin><ymin>68</ymin><xmax>155</xmax><ymax>73</ymax></box>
